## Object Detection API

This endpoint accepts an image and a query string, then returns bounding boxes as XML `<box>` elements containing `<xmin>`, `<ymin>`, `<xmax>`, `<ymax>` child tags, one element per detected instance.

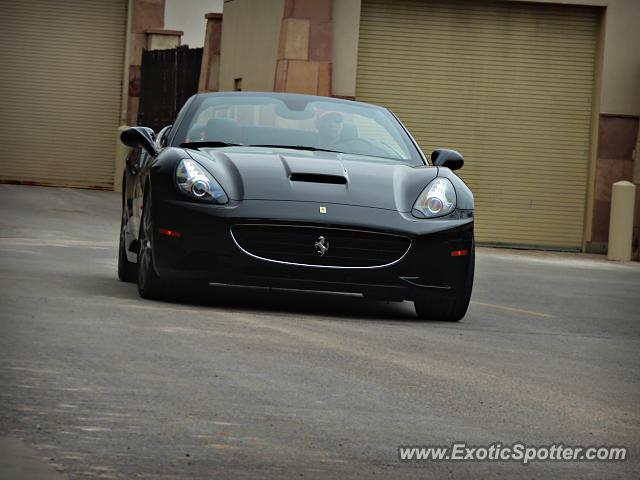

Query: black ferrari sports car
<box><xmin>119</xmin><ymin>92</ymin><xmax>474</xmax><ymax>321</ymax></box>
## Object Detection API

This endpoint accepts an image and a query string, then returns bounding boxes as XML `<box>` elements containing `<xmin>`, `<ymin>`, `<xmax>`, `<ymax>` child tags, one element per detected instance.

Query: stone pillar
<box><xmin>608</xmin><ymin>181</ymin><xmax>636</xmax><ymax>261</ymax></box>
<box><xmin>116</xmin><ymin>0</ymin><xmax>165</xmax><ymax>192</ymax></box>
<box><xmin>126</xmin><ymin>0</ymin><xmax>166</xmax><ymax>126</ymax></box>
<box><xmin>274</xmin><ymin>0</ymin><xmax>332</xmax><ymax>96</ymax></box>
<box><xmin>199</xmin><ymin>13</ymin><xmax>223</xmax><ymax>92</ymax></box>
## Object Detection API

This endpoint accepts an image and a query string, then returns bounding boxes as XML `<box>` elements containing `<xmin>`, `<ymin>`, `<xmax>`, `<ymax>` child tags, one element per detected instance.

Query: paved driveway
<box><xmin>0</xmin><ymin>184</ymin><xmax>639</xmax><ymax>479</ymax></box>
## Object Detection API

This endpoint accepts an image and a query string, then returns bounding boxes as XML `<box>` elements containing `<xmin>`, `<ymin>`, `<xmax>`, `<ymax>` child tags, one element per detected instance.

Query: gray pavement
<box><xmin>0</xmin><ymin>184</ymin><xmax>639</xmax><ymax>479</ymax></box>
<box><xmin>0</xmin><ymin>437</ymin><xmax>67</xmax><ymax>480</ymax></box>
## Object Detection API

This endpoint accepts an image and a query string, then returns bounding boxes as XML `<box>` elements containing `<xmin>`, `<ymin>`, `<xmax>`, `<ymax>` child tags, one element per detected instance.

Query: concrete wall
<box><xmin>164</xmin><ymin>0</ymin><xmax>223</xmax><ymax>48</ymax></box>
<box><xmin>590</xmin><ymin>0</ymin><xmax>640</xmax><ymax>257</ymax></box>
<box><xmin>600</xmin><ymin>0</ymin><xmax>640</xmax><ymax>115</ymax></box>
<box><xmin>332</xmin><ymin>0</ymin><xmax>361</xmax><ymax>98</ymax></box>
<box><xmin>218</xmin><ymin>0</ymin><xmax>284</xmax><ymax>92</ymax></box>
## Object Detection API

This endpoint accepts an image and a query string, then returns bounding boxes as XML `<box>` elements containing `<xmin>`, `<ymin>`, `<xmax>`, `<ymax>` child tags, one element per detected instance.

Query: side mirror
<box><xmin>431</xmin><ymin>149</ymin><xmax>464</xmax><ymax>171</ymax></box>
<box><xmin>120</xmin><ymin>127</ymin><xmax>158</xmax><ymax>156</ymax></box>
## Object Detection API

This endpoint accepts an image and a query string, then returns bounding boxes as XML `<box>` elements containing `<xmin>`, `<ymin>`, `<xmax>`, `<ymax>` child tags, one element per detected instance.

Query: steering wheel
<box><xmin>332</xmin><ymin>137</ymin><xmax>385</xmax><ymax>156</ymax></box>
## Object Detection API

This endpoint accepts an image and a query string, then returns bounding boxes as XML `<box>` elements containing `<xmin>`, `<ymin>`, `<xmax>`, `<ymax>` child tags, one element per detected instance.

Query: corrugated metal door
<box><xmin>0</xmin><ymin>0</ymin><xmax>127</xmax><ymax>189</ymax></box>
<box><xmin>356</xmin><ymin>0</ymin><xmax>600</xmax><ymax>249</ymax></box>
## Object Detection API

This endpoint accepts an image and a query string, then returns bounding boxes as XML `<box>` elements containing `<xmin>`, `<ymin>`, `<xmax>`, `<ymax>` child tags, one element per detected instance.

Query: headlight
<box><xmin>175</xmin><ymin>159</ymin><xmax>228</xmax><ymax>204</ymax></box>
<box><xmin>412</xmin><ymin>177</ymin><xmax>456</xmax><ymax>218</ymax></box>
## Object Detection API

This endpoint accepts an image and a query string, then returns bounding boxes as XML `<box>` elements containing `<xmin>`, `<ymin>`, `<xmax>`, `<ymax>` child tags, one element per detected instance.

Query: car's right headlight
<box><xmin>175</xmin><ymin>159</ymin><xmax>228</xmax><ymax>204</ymax></box>
<box><xmin>412</xmin><ymin>177</ymin><xmax>456</xmax><ymax>218</ymax></box>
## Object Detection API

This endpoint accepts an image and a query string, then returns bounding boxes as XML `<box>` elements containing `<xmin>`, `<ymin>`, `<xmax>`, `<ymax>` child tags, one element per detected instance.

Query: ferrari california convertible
<box><xmin>119</xmin><ymin>92</ymin><xmax>474</xmax><ymax>321</ymax></box>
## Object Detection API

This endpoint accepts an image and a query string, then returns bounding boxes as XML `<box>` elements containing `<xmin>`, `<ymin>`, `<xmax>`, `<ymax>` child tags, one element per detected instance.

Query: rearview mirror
<box><xmin>120</xmin><ymin>127</ymin><xmax>158</xmax><ymax>156</ymax></box>
<box><xmin>431</xmin><ymin>149</ymin><xmax>464</xmax><ymax>171</ymax></box>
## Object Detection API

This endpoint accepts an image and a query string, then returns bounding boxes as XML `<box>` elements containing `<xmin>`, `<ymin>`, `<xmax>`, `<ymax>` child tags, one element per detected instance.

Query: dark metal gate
<box><xmin>137</xmin><ymin>45</ymin><xmax>203</xmax><ymax>133</ymax></box>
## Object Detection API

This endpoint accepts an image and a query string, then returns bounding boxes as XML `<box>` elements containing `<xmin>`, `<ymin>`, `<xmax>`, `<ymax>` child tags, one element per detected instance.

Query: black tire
<box><xmin>414</xmin><ymin>243</ymin><xmax>475</xmax><ymax>322</ymax></box>
<box><xmin>137</xmin><ymin>187</ymin><xmax>166</xmax><ymax>299</ymax></box>
<box><xmin>117</xmin><ymin>207</ymin><xmax>137</xmax><ymax>283</ymax></box>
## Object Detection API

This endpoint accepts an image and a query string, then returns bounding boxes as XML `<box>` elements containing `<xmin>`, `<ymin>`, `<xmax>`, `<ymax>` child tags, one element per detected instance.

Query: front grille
<box><xmin>231</xmin><ymin>224</ymin><xmax>411</xmax><ymax>268</ymax></box>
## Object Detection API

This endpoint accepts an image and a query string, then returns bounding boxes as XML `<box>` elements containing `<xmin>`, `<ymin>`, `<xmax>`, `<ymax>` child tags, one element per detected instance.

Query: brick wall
<box><xmin>590</xmin><ymin>114</ymin><xmax>640</xmax><ymax>259</ymax></box>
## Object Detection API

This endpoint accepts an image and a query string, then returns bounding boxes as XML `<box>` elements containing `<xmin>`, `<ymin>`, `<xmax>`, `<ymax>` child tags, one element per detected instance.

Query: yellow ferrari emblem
<box><xmin>319</xmin><ymin>206</ymin><xmax>327</xmax><ymax>214</ymax></box>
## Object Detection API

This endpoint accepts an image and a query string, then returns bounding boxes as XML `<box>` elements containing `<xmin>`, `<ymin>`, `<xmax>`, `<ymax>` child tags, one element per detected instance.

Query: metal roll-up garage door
<box><xmin>356</xmin><ymin>0</ymin><xmax>600</xmax><ymax>249</ymax></box>
<box><xmin>0</xmin><ymin>0</ymin><xmax>127</xmax><ymax>189</ymax></box>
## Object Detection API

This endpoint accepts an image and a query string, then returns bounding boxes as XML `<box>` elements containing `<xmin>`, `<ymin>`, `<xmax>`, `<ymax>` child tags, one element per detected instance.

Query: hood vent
<box><xmin>289</xmin><ymin>173</ymin><xmax>347</xmax><ymax>185</ymax></box>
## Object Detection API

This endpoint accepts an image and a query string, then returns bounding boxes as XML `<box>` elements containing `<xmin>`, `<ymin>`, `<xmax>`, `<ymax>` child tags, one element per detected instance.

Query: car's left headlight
<box><xmin>175</xmin><ymin>158</ymin><xmax>228</xmax><ymax>204</ymax></box>
<box><xmin>412</xmin><ymin>177</ymin><xmax>456</xmax><ymax>218</ymax></box>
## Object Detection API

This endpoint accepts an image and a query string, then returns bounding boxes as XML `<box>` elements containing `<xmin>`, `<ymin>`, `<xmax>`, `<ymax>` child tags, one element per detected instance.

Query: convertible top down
<box><xmin>119</xmin><ymin>92</ymin><xmax>474</xmax><ymax>321</ymax></box>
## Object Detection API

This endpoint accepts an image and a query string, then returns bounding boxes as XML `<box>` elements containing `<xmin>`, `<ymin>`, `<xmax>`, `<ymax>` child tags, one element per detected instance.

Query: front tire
<box><xmin>117</xmin><ymin>207</ymin><xmax>137</xmax><ymax>283</ymax></box>
<box><xmin>137</xmin><ymin>188</ymin><xmax>166</xmax><ymax>299</ymax></box>
<box><xmin>414</xmin><ymin>243</ymin><xmax>474</xmax><ymax>322</ymax></box>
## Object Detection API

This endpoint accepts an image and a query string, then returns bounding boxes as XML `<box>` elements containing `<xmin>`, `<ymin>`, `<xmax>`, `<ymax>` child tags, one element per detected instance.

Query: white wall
<box><xmin>600</xmin><ymin>0</ymin><xmax>640</xmax><ymax>116</ymax></box>
<box><xmin>164</xmin><ymin>0</ymin><xmax>223</xmax><ymax>48</ymax></box>
<box><xmin>218</xmin><ymin>0</ymin><xmax>284</xmax><ymax>92</ymax></box>
<box><xmin>333</xmin><ymin>0</ymin><xmax>361</xmax><ymax>98</ymax></box>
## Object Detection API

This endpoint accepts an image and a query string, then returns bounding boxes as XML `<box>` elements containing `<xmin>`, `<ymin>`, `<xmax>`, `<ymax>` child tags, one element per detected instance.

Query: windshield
<box><xmin>174</xmin><ymin>93</ymin><xmax>424</xmax><ymax>165</ymax></box>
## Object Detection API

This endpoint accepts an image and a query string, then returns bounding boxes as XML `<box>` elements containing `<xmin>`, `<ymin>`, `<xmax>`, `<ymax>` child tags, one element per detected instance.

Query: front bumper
<box><xmin>151</xmin><ymin>198</ymin><xmax>474</xmax><ymax>301</ymax></box>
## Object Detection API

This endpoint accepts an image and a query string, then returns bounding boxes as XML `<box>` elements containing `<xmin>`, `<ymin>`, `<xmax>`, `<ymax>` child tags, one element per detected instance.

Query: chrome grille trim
<box><xmin>230</xmin><ymin>224</ymin><xmax>412</xmax><ymax>269</ymax></box>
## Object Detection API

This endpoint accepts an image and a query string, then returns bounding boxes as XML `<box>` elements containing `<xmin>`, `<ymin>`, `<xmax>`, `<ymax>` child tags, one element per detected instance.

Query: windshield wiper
<box><xmin>180</xmin><ymin>141</ymin><xmax>243</xmax><ymax>149</ymax></box>
<box><xmin>247</xmin><ymin>144</ymin><xmax>344</xmax><ymax>154</ymax></box>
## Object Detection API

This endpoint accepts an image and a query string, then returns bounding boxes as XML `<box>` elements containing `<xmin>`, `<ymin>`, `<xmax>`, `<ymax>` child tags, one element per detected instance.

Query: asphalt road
<box><xmin>0</xmin><ymin>184</ymin><xmax>639</xmax><ymax>479</ymax></box>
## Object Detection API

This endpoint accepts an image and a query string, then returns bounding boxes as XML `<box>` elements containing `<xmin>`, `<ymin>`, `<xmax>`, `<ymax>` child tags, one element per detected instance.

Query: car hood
<box><xmin>185</xmin><ymin>147</ymin><xmax>437</xmax><ymax>212</ymax></box>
